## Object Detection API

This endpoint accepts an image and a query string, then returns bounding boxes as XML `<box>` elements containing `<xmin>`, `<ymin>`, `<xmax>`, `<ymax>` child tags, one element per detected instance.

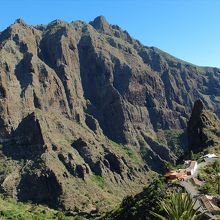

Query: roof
<box><xmin>200</xmin><ymin>195</ymin><xmax>220</xmax><ymax>212</ymax></box>
<box><xmin>203</xmin><ymin>153</ymin><xmax>218</xmax><ymax>158</ymax></box>
<box><xmin>165</xmin><ymin>170</ymin><xmax>180</xmax><ymax>177</ymax></box>
<box><xmin>165</xmin><ymin>170</ymin><xmax>187</xmax><ymax>180</ymax></box>
<box><xmin>192</xmin><ymin>177</ymin><xmax>203</xmax><ymax>187</ymax></box>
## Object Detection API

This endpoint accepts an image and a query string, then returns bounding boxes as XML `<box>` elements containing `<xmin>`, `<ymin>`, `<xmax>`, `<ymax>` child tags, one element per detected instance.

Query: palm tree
<box><xmin>150</xmin><ymin>192</ymin><xmax>204</xmax><ymax>220</ymax></box>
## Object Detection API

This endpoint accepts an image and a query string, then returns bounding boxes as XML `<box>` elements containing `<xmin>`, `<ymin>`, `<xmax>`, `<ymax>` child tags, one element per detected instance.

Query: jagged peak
<box><xmin>0</xmin><ymin>18</ymin><xmax>29</xmax><ymax>40</ymax></box>
<box><xmin>6</xmin><ymin>18</ymin><xmax>31</xmax><ymax>34</ymax></box>
<box><xmin>47</xmin><ymin>19</ymin><xmax>67</xmax><ymax>28</ymax></box>
<box><xmin>89</xmin><ymin>15</ymin><xmax>111</xmax><ymax>33</ymax></box>
<box><xmin>192</xmin><ymin>99</ymin><xmax>204</xmax><ymax>115</ymax></box>
<box><xmin>92</xmin><ymin>15</ymin><xmax>108</xmax><ymax>24</ymax></box>
<box><xmin>14</xmin><ymin>18</ymin><xmax>27</xmax><ymax>26</ymax></box>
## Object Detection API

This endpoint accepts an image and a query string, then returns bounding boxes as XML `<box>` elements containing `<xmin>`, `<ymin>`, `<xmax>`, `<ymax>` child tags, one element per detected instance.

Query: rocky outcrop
<box><xmin>17</xmin><ymin>168</ymin><xmax>62</xmax><ymax>208</ymax></box>
<box><xmin>188</xmin><ymin>100</ymin><xmax>220</xmax><ymax>152</ymax></box>
<box><xmin>0</xmin><ymin>16</ymin><xmax>219</xmax><ymax>212</ymax></box>
<box><xmin>2</xmin><ymin>112</ymin><xmax>47</xmax><ymax>159</ymax></box>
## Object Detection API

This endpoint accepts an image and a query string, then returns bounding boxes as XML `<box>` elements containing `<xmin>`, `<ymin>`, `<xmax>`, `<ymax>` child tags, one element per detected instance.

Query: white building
<box><xmin>186</xmin><ymin>161</ymin><xmax>198</xmax><ymax>176</ymax></box>
<box><xmin>203</xmin><ymin>153</ymin><xmax>218</xmax><ymax>159</ymax></box>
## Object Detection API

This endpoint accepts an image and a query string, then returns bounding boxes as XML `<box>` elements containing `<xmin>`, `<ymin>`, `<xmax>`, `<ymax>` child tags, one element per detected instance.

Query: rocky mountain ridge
<box><xmin>0</xmin><ymin>16</ymin><xmax>219</xmax><ymax>212</ymax></box>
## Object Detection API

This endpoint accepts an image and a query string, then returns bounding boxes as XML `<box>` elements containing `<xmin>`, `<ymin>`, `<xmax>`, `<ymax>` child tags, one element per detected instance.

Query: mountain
<box><xmin>0</xmin><ymin>16</ymin><xmax>219</xmax><ymax>213</ymax></box>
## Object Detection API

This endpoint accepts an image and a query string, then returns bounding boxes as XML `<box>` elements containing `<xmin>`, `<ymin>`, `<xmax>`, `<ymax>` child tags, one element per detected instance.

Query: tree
<box><xmin>150</xmin><ymin>192</ymin><xmax>204</xmax><ymax>220</ymax></box>
<box><xmin>164</xmin><ymin>161</ymin><xmax>174</xmax><ymax>171</ymax></box>
<box><xmin>104</xmin><ymin>176</ymin><xmax>167</xmax><ymax>220</ymax></box>
<box><xmin>213</xmin><ymin>160</ymin><xmax>220</xmax><ymax>173</ymax></box>
<box><xmin>213</xmin><ymin>160</ymin><xmax>220</xmax><ymax>195</ymax></box>
<box><xmin>190</xmin><ymin>150</ymin><xmax>196</xmax><ymax>160</ymax></box>
<box><xmin>200</xmin><ymin>182</ymin><xmax>212</xmax><ymax>194</ymax></box>
<box><xmin>217</xmin><ymin>174</ymin><xmax>220</xmax><ymax>195</ymax></box>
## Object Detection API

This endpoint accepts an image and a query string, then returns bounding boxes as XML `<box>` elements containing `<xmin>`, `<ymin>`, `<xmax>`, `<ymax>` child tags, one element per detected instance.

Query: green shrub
<box><xmin>57</xmin><ymin>211</ymin><xmax>65</xmax><ymax>220</ymax></box>
<box><xmin>198</xmin><ymin>161</ymin><xmax>220</xmax><ymax>196</ymax></box>
<box><xmin>200</xmin><ymin>182</ymin><xmax>212</xmax><ymax>194</ymax></box>
<box><xmin>91</xmin><ymin>175</ymin><xmax>106</xmax><ymax>189</ymax></box>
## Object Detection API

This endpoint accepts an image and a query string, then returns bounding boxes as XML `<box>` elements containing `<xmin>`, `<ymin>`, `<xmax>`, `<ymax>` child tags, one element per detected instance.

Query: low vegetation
<box><xmin>0</xmin><ymin>194</ymin><xmax>87</xmax><ymax>220</ymax></box>
<box><xmin>157</xmin><ymin>129</ymin><xmax>187</xmax><ymax>158</ymax></box>
<box><xmin>198</xmin><ymin>160</ymin><xmax>220</xmax><ymax>197</ymax></box>
<box><xmin>103</xmin><ymin>176</ymin><xmax>194</xmax><ymax>220</ymax></box>
<box><xmin>91</xmin><ymin>175</ymin><xmax>106</xmax><ymax>189</ymax></box>
<box><xmin>109</xmin><ymin>140</ymin><xmax>144</xmax><ymax>165</ymax></box>
<box><xmin>0</xmin><ymin>195</ymin><xmax>63</xmax><ymax>220</ymax></box>
<box><xmin>104</xmin><ymin>169</ymin><xmax>212</xmax><ymax>220</ymax></box>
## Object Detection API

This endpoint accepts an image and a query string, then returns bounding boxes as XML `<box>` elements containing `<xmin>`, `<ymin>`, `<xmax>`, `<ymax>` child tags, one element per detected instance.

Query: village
<box><xmin>165</xmin><ymin>153</ymin><xmax>220</xmax><ymax>219</ymax></box>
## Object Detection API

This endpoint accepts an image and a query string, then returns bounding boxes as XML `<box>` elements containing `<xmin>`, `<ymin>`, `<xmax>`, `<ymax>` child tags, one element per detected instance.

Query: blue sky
<box><xmin>1</xmin><ymin>0</ymin><xmax>219</xmax><ymax>68</ymax></box>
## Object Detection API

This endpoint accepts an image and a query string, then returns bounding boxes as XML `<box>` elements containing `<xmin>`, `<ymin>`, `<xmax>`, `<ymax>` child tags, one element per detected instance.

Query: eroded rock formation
<box><xmin>188</xmin><ymin>100</ymin><xmax>220</xmax><ymax>153</ymax></box>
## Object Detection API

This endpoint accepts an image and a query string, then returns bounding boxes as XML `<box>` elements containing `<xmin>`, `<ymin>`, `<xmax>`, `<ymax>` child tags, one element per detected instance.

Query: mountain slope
<box><xmin>0</xmin><ymin>16</ymin><xmax>219</xmax><ymax>212</ymax></box>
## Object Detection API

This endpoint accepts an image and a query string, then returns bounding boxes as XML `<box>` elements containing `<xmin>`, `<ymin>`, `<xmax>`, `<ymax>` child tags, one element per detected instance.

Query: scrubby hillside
<box><xmin>0</xmin><ymin>194</ymin><xmax>72</xmax><ymax>220</ymax></box>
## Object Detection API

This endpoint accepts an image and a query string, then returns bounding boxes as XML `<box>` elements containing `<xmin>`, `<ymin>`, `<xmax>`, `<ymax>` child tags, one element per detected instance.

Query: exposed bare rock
<box><xmin>17</xmin><ymin>168</ymin><xmax>63</xmax><ymax>208</ymax></box>
<box><xmin>188</xmin><ymin>100</ymin><xmax>220</xmax><ymax>153</ymax></box>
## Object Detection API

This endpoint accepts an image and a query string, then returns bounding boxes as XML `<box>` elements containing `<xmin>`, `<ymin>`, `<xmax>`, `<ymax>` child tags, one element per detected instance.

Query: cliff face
<box><xmin>0</xmin><ymin>16</ymin><xmax>219</xmax><ymax>211</ymax></box>
<box><xmin>187</xmin><ymin>100</ymin><xmax>220</xmax><ymax>153</ymax></box>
